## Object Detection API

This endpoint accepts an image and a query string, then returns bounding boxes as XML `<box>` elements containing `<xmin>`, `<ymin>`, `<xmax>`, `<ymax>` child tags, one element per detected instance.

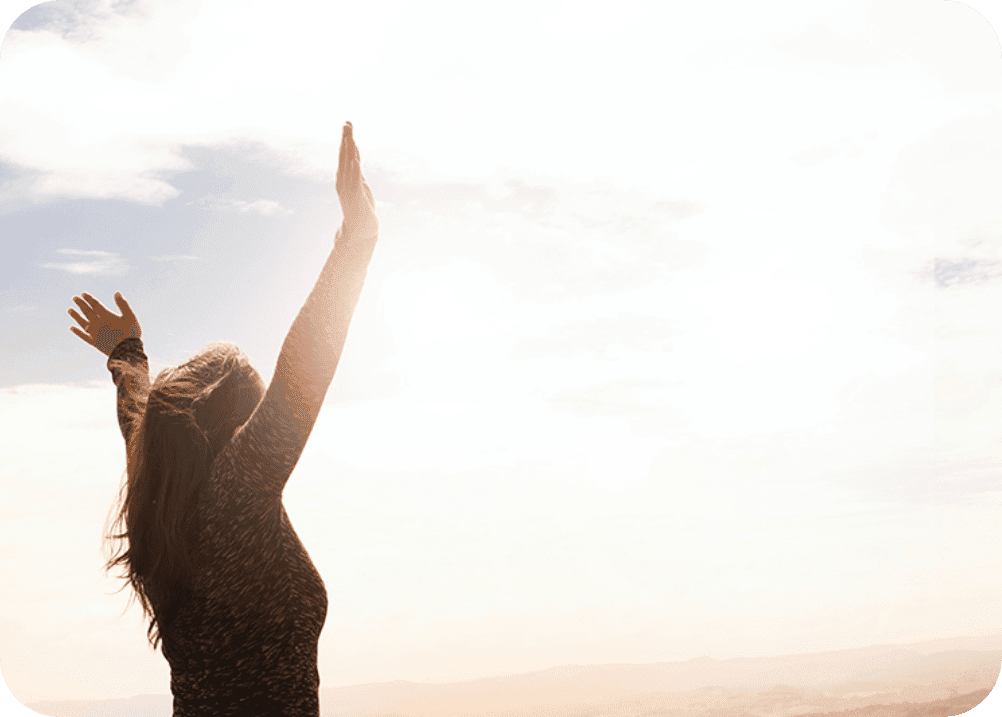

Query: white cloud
<box><xmin>193</xmin><ymin>195</ymin><xmax>292</xmax><ymax>216</ymax></box>
<box><xmin>40</xmin><ymin>248</ymin><xmax>129</xmax><ymax>276</ymax></box>
<box><xmin>3</xmin><ymin>303</ymin><xmax>38</xmax><ymax>313</ymax></box>
<box><xmin>2</xmin><ymin>0</ymin><xmax>996</xmax><ymax>202</ymax></box>
<box><xmin>150</xmin><ymin>253</ymin><xmax>198</xmax><ymax>262</ymax></box>
<box><xmin>234</xmin><ymin>199</ymin><xmax>291</xmax><ymax>216</ymax></box>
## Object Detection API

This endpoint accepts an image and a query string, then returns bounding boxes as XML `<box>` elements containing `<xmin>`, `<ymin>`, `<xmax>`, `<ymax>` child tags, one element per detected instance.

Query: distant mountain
<box><xmin>27</xmin><ymin>694</ymin><xmax>172</xmax><ymax>717</ymax></box>
<box><xmin>794</xmin><ymin>688</ymin><xmax>992</xmax><ymax>717</ymax></box>
<box><xmin>26</xmin><ymin>635</ymin><xmax>1000</xmax><ymax>717</ymax></box>
<box><xmin>315</xmin><ymin>648</ymin><xmax>1000</xmax><ymax>717</ymax></box>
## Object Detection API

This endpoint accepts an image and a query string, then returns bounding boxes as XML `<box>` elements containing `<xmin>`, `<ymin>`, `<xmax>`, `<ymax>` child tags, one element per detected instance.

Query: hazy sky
<box><xmin>2</xmin><ymin>0</ymin><xmax>1002</xmax><ymax>705</ymax></box>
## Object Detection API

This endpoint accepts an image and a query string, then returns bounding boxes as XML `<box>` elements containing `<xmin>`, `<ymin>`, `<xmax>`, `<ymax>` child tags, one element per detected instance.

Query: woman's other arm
<box><xmin>230</xmin><ymin>122</ymin><xmax>379</xmax><ymax>496</ymax></box>
<box><xmin>106</xmin><ymin>337</ymin><xmax>151</xmax><ymax>446</ymax></box>
<box><xmin>68</xmin><ymin>292</ymin><xmax>149</xmax><ymax>471</ymax></box>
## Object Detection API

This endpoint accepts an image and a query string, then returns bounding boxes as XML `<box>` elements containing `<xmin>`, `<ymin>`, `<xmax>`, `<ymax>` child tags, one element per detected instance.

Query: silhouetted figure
<box><xmin>67</xmin><ymin>122</ymin><xmax>379</xmax><ymax>717</ymax></box>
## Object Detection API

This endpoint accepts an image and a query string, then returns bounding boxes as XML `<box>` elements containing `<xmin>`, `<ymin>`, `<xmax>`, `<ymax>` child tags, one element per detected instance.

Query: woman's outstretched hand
<box><xmin>68</xmin><ymin>291</ymin><xmax>142</xmax><ymax>356</ymax></box>
<box><xmin>336</xmin><ymin>121</ymin><xmax>379</xmax><ymax>237</ymax></box>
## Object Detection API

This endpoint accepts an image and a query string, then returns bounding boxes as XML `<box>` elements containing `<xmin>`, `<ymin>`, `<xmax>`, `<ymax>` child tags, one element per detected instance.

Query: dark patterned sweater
<box><xmin>106</xmin><ymin>222</ymin><xmax>378</xmax><ymax>716</ymax></box>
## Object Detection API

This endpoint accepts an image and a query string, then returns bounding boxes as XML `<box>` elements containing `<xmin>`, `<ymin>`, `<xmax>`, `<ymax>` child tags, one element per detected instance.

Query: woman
<box><xmin>67</xmin><ymin>122</ymin><xmax>379</xmax><ymax>716</ymax></box>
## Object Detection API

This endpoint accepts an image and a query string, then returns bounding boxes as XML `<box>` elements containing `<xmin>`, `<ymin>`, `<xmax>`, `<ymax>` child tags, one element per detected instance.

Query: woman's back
<box><xmin>163</xmin><ymin>432</ymin><xmax>329</xmax><ymax>716</ymax></box>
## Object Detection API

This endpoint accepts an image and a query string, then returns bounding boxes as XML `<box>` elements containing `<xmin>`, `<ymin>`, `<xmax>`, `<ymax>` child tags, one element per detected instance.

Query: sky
<box><xmin>1</xmin><ymin>0</ymin><xmax>1002</xmax><ymax>706</ymax></box>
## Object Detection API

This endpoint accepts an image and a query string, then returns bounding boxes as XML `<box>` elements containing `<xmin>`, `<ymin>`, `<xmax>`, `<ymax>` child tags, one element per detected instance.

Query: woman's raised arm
<box><xmin>226</xmin><ymin>122</ymin><xmax>380</xmax><ymax>497</ymax></box>
<box><xmin>68</xmin><ymin>291</ymin><xmax>149</xmax><ymax>472</ymax></box>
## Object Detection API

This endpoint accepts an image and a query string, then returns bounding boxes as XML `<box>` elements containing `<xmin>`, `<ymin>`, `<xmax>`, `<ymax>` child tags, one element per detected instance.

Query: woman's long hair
<box><xmin>104</xmin><ymin>343</ymin><xmax>263</xmax><ymax>649</ymax></box>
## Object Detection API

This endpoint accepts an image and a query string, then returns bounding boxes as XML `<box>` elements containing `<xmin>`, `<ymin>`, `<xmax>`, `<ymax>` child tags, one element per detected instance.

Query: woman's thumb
<box><xmin>115</xmin><ymin>292</ymin><xmax>132</xmax><ymax>317</ymax></box>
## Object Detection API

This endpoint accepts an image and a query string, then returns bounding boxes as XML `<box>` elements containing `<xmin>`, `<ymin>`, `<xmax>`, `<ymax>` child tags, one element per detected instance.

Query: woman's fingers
<box><xmin>343</xmin><ymin>122</ymin><xmax>358</xmax><ymax>171</ymax></box>
<box><xmin>338</xmin><ymin>123</ymin><xmax>351</xmax><ymax>180</ymax></box>
<box><xmin>336</xmin><ymin>122</ymin><xmax>376</xmax><ymax>229</ymax></box>
<box><xmin>337</xmin><ymin>122</ymin><xmax>364</xmax><ymax>206</ymax></box>
<box><xmin>79</xmin><ymin>292</ymin><xmax>100</xmax><ymax>310</ymax></box>
<box><xmin>73</xmin><ymin>295</ymin><xmax>99</xmax><ymax>321</ymax></box>
<box><xmin>81</xmin><ymin>292</ymin><xmax>111</xmax><ymax>317</ymax></box>
<box><xmin>68</xmin><ymin>307</ymin><xmax>89</xmax><ymax>329</ymax></box>
<box><xmin>77</xmin><ymin>292</ymin><xmax>99</xmax><ymax>310</ymax></box>
<box><xmin>70</xmin><ymin>325</ymin><xmax>96</xmax><ymax>346</ymax></box>
<box><xmin>114</xmin><ymin>292</ymin><xmax>135</xmax><ymax>320</ymax></box>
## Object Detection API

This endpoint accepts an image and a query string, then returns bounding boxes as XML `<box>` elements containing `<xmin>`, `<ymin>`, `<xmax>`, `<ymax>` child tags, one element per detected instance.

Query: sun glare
<box><xmin>377</xmin><ymin>260</ymin><xmax>516</xmax><ymax>393</ymax></box>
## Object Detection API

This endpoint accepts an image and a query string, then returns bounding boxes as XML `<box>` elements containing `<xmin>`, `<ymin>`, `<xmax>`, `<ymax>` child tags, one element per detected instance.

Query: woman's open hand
<box><xmin>68</xmin><ymin>291</ymin><xmax>142</xmax><ymax>355</ymax></box>
<box><xmin>336</xmin><ymin>121</ymin><xmax>379</xmax><ymax>237</ymax></box>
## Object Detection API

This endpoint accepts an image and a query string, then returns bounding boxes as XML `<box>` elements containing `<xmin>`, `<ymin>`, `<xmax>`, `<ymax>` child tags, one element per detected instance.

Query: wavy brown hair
<box><xmin>105</xmin><ymin>343</ymin><xmax>264</xmax><ymax>648</ymax></box>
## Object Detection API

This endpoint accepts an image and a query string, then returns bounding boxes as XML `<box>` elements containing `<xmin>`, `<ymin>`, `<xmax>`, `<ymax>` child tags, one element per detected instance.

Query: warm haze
<box><xmin>1</xmin><ymin>0</ymin><xmax>1001</xmax><ymax>710</ymax></box>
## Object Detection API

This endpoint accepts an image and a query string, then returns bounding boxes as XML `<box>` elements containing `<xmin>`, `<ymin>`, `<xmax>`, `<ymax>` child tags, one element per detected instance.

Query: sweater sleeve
<box><xmin>224</xmin><ymin>223</ymin><xmax>378</xmax><ymax>497</ymax></box>
<box><xmin>106</xmin><ymin>337</ymin><xmax>151</xmax><ymax>474</ymax></box>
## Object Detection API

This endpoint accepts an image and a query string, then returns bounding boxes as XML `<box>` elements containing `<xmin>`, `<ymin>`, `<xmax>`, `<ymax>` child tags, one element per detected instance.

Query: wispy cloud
<box><xmin>4</xmin><ymin>304</ymin><xmax>39</xmax><ymax>314</ymax></box>
<box><xmin>150</xmin><ymin>253</ymin><xmax>198</xmax><ymax>262</ymax></box>
<box><xmin>40</xmin><ymin>248</ymin><xmax>129</xmax><ymax>276</ymax></box>
<box><xmin>934</xmin><ymin>258</ymin><xmax>1002</xmax><ymax>288</ymax></box>
<box><xmin>4</xmin><ymin>0</ymin><xmax>990</xmax><ymax>206</ymax></box>
<box><xmin>194</xmin><ymin>195</ymin><xmax>293</xmax><ymax>216</ymax></box>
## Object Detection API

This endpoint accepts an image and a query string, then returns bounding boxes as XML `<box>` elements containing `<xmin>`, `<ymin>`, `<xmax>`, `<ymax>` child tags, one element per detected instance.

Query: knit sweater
<box><xmin>106</xmin><ymin>222</ymin><xmax>378</xmax><ymax>716</ymax></box>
